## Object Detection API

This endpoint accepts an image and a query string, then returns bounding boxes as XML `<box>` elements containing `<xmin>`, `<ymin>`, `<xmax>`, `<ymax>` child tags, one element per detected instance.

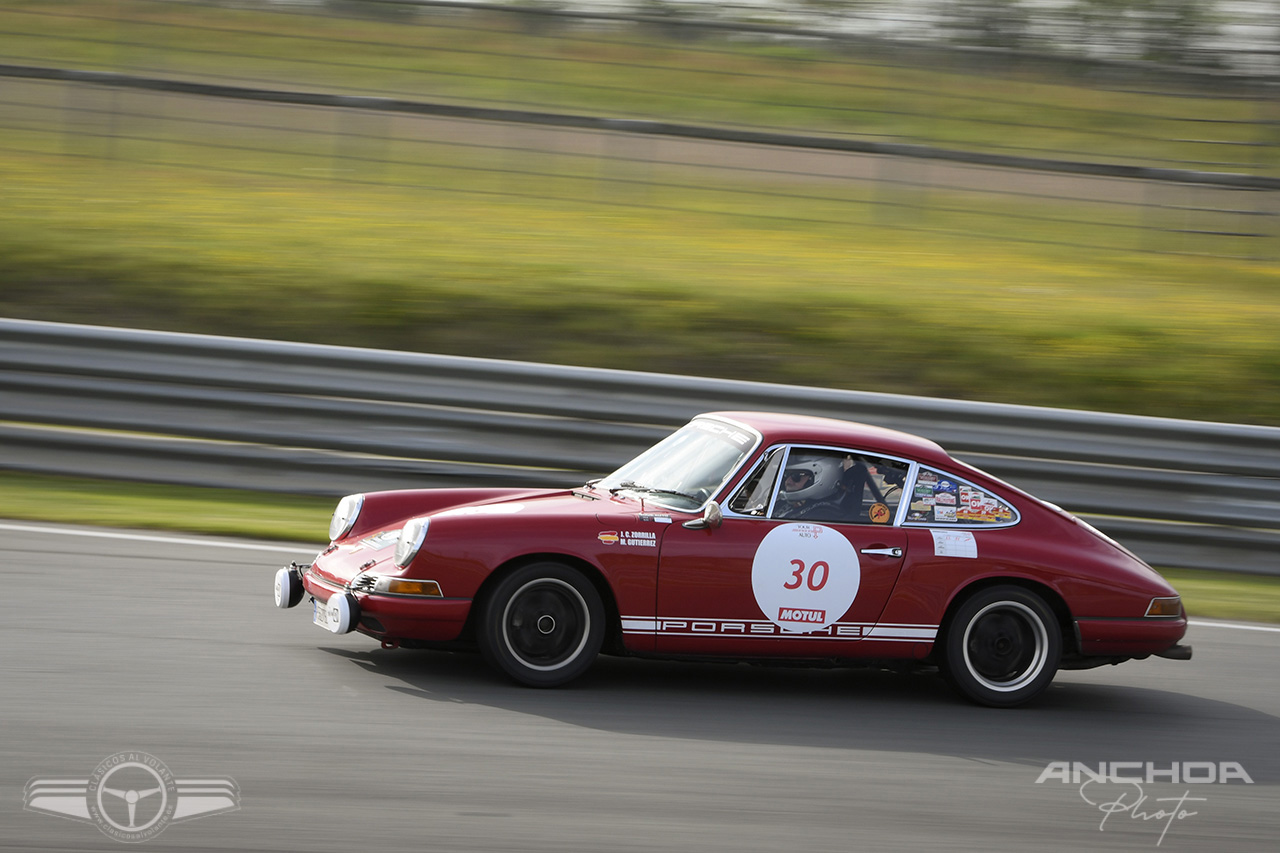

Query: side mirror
<box><xmin>682</xmin><ymin>501</ymin><xmax>723</xmax><ymax>530</ymax></box>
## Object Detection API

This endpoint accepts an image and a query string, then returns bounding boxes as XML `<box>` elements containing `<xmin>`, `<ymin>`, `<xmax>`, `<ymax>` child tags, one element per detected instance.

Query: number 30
<box><xmin>784</xmin><ymin>559</ymin><xmax>829</xmax><ymax>591</ymax></box>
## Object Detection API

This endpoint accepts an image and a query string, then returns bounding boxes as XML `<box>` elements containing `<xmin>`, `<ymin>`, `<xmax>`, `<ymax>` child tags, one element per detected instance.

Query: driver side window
<box><xmin>727</xmin><ymin>449</ymin><xmax>783</xmax><ymax>517</ymax></box>
<box><xmin>768</xmin><ymin>447</ymin><xmax>908</xmax><ymax>525</ymax></box>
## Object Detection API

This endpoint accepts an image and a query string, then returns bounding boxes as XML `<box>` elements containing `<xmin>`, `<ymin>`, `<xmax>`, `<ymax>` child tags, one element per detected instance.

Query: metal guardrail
<box><xmin>1</xmin><ymin>318</ymin><xmax>1277</xmax><ymax>574</ymax></box>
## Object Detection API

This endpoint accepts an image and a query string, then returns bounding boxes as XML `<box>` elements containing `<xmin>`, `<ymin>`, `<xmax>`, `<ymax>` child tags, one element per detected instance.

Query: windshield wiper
<box><xmin>608</xmin><ymin>481</ymin><xmax>700</xmax><ymax>502</ymax></box>
<box><xmin>573</xmin><ymin>479</ymin><xmax>602</xmax><ymax>499</ymax></box>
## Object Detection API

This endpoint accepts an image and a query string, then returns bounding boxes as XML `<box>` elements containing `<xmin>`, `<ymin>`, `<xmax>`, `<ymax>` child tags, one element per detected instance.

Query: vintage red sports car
<box><xmin>273</xmin><ymin>411</ymin><xmax>1190</xmax><ymax>706</ymax></box>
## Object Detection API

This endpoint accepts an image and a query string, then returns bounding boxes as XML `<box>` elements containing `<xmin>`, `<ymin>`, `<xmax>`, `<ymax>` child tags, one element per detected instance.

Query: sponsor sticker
<box><xmin>355</xmin><ymin>529</ymin><xmax>401</xmax><ymax>551</ymax></box>
<box><xmin>957</xmin><ymin>486</ymin><xmax>1014</xmax><ymax>523</ymax></box>
<box><xmin>778</xmin><ymin>607</ymin><xmax>827</xmax><ymax>625</ymax></box>
<box><xmin>692</xmin><ymin>419</ymin><xmax>752</xmax><ymax>446</ymax></box>
<box><xmin>930</xmin><ymin>529</ymin><xmax>977</xmax><ymax>558</ymax></box>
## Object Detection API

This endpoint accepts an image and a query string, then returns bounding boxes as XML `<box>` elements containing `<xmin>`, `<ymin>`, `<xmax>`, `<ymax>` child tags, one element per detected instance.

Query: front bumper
<box><xmin>279</xmin><ymin>563</ymin><xmax>471</xmax><ymax>642</ymax></box>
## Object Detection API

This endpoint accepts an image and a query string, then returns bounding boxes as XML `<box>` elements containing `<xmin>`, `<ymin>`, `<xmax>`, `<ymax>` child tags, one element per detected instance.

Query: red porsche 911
<box><xmin>274</xmin><ymin>412</ymin><xmax>1190</xmax><ymax>706</ymax></box>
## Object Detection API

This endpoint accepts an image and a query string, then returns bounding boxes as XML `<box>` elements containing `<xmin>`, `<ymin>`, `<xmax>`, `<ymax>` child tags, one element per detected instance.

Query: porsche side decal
<box><xmin>621</xmin><ymin>617</ymin><xmax>937</xmax><ymax>641</ymax></box>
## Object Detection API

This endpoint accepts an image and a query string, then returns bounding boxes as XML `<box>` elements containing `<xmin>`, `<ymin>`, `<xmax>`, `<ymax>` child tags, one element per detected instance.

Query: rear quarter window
<box><xmin>905</xmin><ymin>467</ymin><xmax>1018</xmax><ymax>527</ymax></box>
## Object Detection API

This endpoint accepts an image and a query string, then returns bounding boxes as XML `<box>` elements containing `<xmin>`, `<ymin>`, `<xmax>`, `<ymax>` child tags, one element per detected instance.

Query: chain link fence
<box><xmin>1</xmin><ymin>0</ymin><xmax>1277</xmax><ymax>258</ymax></box>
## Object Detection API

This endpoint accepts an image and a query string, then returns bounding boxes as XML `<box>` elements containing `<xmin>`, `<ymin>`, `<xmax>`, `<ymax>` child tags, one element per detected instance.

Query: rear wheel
<box><xmin>479</xmin><ymin>562</ymin><xmax>605</xmax><ymax>687</ymax></box>
<box><xmin>942</xmin><ymin>585</ymin><xmax>1061</xmax><ymax>708</ymax></box>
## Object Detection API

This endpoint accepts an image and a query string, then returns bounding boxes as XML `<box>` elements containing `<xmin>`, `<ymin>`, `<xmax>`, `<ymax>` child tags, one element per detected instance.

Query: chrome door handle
<box><xmin>859</xmin><ymin>547</ymin><xmax>903</xmax><ymax>558</ymax></box>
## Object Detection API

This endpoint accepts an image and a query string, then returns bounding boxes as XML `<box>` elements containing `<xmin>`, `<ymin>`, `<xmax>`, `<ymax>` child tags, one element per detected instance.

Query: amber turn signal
<box><xmin>379</xmin><ymin>578</ymin><xmax>443</xmax><ymax>597</ymax></box>
<box><xmin>1145</xmin><ymin>596</ymin><xmax>1182</xmax><ymax>617</ymax></box>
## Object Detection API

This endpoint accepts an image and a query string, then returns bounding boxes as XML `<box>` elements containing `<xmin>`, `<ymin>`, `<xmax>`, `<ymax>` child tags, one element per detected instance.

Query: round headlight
<box><xmin>394</xmin><ymin>517</ymin><xmax>430</xmax><ymax>568</ymax></box>
<box><xmin>329</xmin><ymin>493</ymin><xmax>365</xmax><ymax>541</ymax></box>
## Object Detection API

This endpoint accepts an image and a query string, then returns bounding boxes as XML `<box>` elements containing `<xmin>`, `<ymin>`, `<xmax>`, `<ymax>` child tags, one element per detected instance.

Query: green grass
<box><xmin>1</xmin><ymin>471</ymin><xmax>1275</xmax><ymax>624</ymax></box>
<box><xmin>1161</xmin><ymin>568</ymin><xmax>1280</xmax><ymax>626</ymax></box>
<box><xmin>0</xmin><ymin>471</ymin><xmax>332</xmax><ymax>543</ymax></box>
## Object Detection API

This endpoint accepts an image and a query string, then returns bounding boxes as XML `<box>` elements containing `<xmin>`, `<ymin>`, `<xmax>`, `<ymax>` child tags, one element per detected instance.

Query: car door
<box><xmin>653</xmin><ymin>445</ymin><xmax>911</xmax><ymax>657</ymax></box>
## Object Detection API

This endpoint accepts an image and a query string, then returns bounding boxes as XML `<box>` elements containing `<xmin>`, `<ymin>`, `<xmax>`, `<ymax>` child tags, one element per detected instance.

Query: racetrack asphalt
<box><xmin>2</xmin><ymin>522</ymin><xmax>1276</xmax><ymax>852</ymax></box>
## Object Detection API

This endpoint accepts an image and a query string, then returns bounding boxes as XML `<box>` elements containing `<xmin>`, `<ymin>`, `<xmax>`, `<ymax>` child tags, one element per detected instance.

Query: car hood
<box><xmin>314</xmin><ymin>488</ymin><xmax>665</xmax><ymax>587</ymax></box>
<box><xmin>424</xmin><ymin>487</ymin><xmax>683</xmax><ymax>524</ymax></box>
<box><xmin>309</xmin><ymin>527</ymin><xmax>403</xmax><ymax>588</ymax></box>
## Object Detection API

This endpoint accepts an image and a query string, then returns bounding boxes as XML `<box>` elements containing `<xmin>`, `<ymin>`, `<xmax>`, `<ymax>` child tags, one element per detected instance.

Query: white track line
<box><xmin>1189</xmin><ymin>619</ymin><xmax>1280</xmax><ymax>634</ymax></box>
<box><xmin>0</xmin><ymin>522</ymin><xmax>311</xmax><ymax>554</ymax></box>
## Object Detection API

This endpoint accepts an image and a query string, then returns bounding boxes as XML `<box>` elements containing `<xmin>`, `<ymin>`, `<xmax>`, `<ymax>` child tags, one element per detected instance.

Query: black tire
<box><xmin>941</xmin><ymin>585</ymin><xmax>1061</xmax><ymax>708</ymax></box>
<box><xmin>478</xmin><ymin>562</ymin><xmax>605</xmax><ymax>687</ymax></box>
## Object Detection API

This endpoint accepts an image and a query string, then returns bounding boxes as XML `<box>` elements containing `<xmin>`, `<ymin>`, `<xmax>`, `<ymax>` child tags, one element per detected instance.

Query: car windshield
<box><xmin>596</xmin><ymin>419</ymin><xmax>759</xmax><ymax>510</ymax></box>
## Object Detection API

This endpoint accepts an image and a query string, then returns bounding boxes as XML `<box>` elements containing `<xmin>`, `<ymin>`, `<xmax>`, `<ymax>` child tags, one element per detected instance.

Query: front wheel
<box><xmin>479</xmin><ymin>562</ymin><xmax>605</xmax><ymax>687</ymax></box>
<box><xmin>941</xmin><ymin>585</ymin><xmax>1061</xmax><ymax>708</ymax></box>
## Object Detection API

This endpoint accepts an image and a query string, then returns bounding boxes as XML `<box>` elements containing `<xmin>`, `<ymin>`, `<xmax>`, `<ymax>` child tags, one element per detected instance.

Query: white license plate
<box><xmin>311</xmin><ymin>597</ymin><xmax>332</xmax><ymax>630</ymax></box>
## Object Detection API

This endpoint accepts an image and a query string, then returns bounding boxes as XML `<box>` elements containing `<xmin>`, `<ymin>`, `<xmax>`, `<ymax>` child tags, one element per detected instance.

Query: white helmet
<box><xmin>781</xmin><ymin>453</ymin><xmax>843</xmax><ymax>502</ymax></box>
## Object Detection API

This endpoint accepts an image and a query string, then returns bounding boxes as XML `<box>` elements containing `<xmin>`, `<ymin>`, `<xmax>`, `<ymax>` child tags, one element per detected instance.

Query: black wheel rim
<box><xmin>962</xmin><ymin>601</ymin><xmax>1047</xmax><ymax>692</ymax></box>
<box><xmin>501</xmin><ymin>578</ymin><xmax>590</xmax><ymax>671</ymax></box>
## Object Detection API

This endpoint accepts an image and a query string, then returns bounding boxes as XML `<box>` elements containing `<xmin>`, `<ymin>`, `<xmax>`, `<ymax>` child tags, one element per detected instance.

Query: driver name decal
<box><xmin>621</xmin><ymin>530</ymin><xmax>657</xmax><ymax>547</ymax></box>
<box><xmin>598</xmin><ymin>530</ymin><xmax>657</xmax><ymax>547</ymax></box>
<box><xmin>751</xmin><ymin>523</ymin><xmax>860</xmax><ymax>633</ymax></box>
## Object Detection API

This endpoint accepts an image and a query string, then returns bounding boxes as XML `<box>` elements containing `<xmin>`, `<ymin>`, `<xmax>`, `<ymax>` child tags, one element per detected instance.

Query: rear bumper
<box><xmin>1075</xmin><ymin>616</ymin><xmax>1189</xmax><ymax>658</ymax></box>
<box><xmin>302</xmin><ymin>569</ymin><xmax>471</xmax><ymax>642</ymax></box>
<box><xmin>1155</xmin><ymin>643</ymin><xmax>1193</xmax><ymax>660</ymax></box>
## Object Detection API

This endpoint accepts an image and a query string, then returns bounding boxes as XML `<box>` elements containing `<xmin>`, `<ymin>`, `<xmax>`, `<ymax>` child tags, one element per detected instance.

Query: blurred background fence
<box><xmin>1</xmin><ymin>0</ymin><xmax>1277</xmax><ymax>258</ymax></box>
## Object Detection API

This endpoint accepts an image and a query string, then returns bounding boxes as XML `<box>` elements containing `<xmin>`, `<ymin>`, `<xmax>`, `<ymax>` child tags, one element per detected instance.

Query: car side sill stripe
<box><xmin>620</xmin><ymin>615</ymin><xmax>937</xmax><ymax>641</ymax></box>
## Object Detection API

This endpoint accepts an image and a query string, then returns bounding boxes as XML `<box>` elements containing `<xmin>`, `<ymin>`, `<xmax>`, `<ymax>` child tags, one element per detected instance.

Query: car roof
<box><xmin>700</xmin><ymin>411</ymin><xmax>954</xmax><ymax>466</ymax></box>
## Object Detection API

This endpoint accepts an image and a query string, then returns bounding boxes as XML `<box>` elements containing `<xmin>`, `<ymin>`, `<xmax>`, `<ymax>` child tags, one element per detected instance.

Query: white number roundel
<box><xmin>751</xmin><ymin>523</ymin><xmax>860</xmax><ymax>633</ymax></box>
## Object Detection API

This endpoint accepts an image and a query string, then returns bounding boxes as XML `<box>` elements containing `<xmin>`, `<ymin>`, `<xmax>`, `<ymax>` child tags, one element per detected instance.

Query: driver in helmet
<box><xmin>776</xmin><ymin>452</ymin><xmax>848</xmax><ymax>520</ymax></box>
